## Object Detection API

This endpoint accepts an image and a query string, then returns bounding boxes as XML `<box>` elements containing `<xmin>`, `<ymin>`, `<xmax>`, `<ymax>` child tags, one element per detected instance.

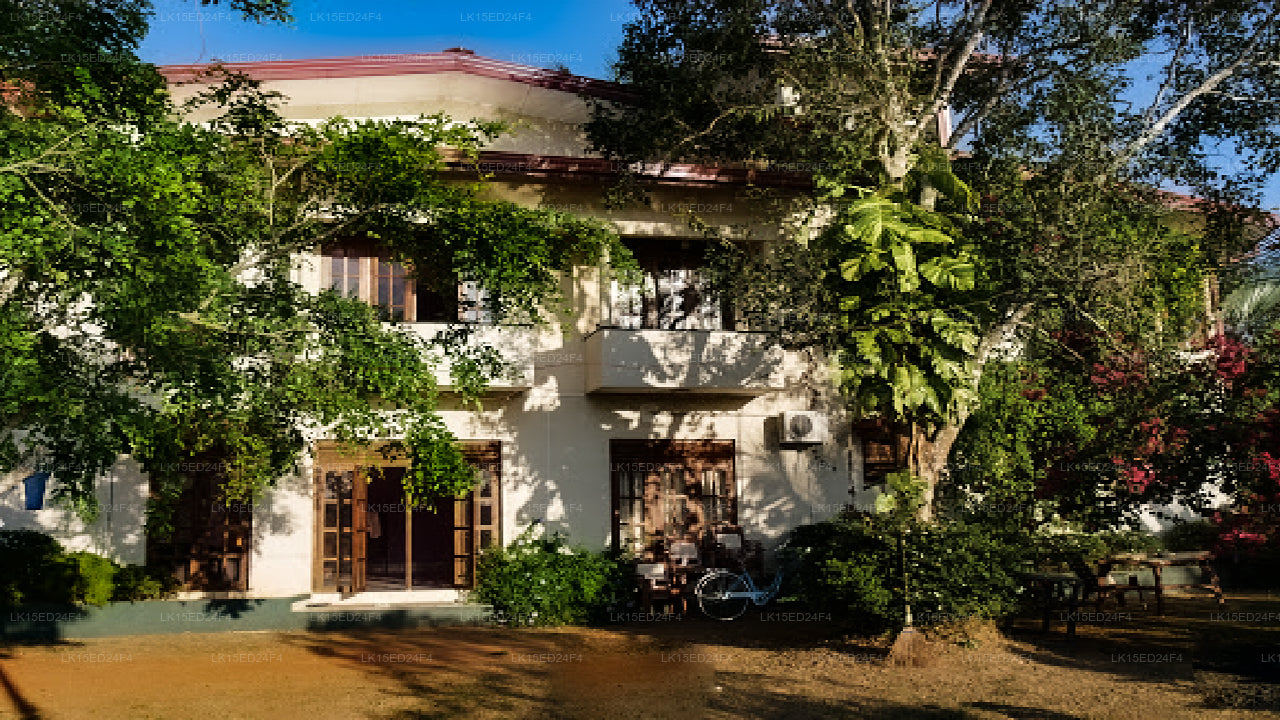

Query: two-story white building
<box><xmin>1</xmin><ymin>50</ymin><xmax>901</xmax><ymax>604</ymax></box>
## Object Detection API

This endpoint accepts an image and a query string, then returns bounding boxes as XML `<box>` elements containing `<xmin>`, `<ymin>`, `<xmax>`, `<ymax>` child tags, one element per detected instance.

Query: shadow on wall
<box><xmin>499</xmin><ymin>391</ymin><xmax>858</xmax><ymax>555</ymax></box>
<box><xmin>247</xmin><ymin>469</ymin><xmax>299</xmax><ymax>554</ymax></box>
<box><xmin>586</xmin><ymin>327</ymin><xmax>787</xmax><ymax>393</ymax></box>
<box><xmin>0</xmin><ymin>459</ymin><xmax>148</xmax><ymax>565</ymax></box>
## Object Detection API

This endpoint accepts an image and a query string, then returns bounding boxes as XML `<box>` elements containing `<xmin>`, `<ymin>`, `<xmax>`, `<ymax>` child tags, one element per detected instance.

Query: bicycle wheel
<box><xmin>696</xmin><ymin>569</ymin><xmax>751</xmax><ymax>620</ymax></box>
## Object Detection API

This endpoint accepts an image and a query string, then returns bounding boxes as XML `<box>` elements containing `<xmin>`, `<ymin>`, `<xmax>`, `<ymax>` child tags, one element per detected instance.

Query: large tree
<box><xmin>587</xmin><ymin>0</ymin><xmax>1280</xmax><ymax>518</ymax></box>
<box><xmin>0</xmin><ymin>2</ymin><xmax>631</xmax><ymax>524</ymax></box>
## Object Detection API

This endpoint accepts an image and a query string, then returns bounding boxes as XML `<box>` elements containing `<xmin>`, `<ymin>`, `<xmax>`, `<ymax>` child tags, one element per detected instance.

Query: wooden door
<box><xmin>453</xmin><ymin>441</ymin><xmax>501</xmax><ymax>588</ymax></box>
<box><xmin>352</xmin><ymin>467</ymin><xmax>368</xmax><ymax>592</ymax></box>
<box><xmin>315</xmin><ymin>467</ymin><xmax>367</xmax><ymax>594</ymax></box>
<box><xmin>147</xmin><ymin>467</ymin><xmax>252</xmax><ymax>592</ymax></box>
<box><xmin>315</xmin><ymin>441</ymin><xmax>498</xmax><ymax>592</ymax></box>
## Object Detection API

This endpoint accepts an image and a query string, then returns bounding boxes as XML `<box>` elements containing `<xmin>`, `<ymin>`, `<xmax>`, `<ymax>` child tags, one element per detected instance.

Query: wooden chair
<box><xmin>709</xmin><ymin>530</ymin><xmax>744</xmax><ymax>568</ymax></box>
<box><xmin>636</xmin><ymin>562</ymin><xmax>684</xmax><ymax>615</ymax></box>
<box><xmin>1069</xmin><ymin>554</ymin><xmax>1144</xmax><ymax>611</ymax></box>
<box><xmin>667</xmin><ymin>541</ymin><xmax>701</xmax><ymax>602</ymax></box>
<box><xmin>668</xmin><ymin>541</ymin><xmax>701</xmax><ymax>570</ymax></box>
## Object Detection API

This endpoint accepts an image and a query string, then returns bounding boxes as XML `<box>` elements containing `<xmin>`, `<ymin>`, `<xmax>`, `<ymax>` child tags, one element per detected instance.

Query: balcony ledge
<box><xmin>584</xmin><ymin>328</ymin><xmax>785</xmax><ymax>394</ymax></box>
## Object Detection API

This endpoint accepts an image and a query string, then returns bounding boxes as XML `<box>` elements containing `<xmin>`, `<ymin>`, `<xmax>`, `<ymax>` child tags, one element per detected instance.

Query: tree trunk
<box><xmin>907</xmin><ymin>302</ymin><xmax>1035</xmax><ymax>520</ymax></box>
<box><xmin>908</xmin><ymin>421</ymin><xmax>962</xmax><ymax>522</ymax></box>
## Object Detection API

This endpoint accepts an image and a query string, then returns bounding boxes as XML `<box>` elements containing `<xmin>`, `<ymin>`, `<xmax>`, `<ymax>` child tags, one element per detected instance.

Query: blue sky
<box><xmin>138</xmin><ymin>0</ymin><xmax>638</xmax><ymax>79</ymax></box>
<box><xmin>138</xmin><ymin>1</ymin><xmax>1279</xmax><ymax>212</ymax></box>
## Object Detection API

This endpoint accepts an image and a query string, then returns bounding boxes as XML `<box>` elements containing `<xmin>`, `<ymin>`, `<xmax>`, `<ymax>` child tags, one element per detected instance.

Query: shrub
<box><xmin>785</xmin><ymin>516</ymin><xmax>1029</xmax><ymax>632</ymax></box>
<box><xmin>1032</xmin><ymin>529</ymin><xmax>1162</xmax><ymax>568</ymax></box>
<box><xmin>1161</xmin><ymin>519</ymin><xmax>1220</xmax><ymax>552</ymax></box>
<box><xmin>0</xmin><ymin>530</ymin><xmax>75</xmax><ymax>606</ymax></box>
<box><xmin>113</xmin><ymin>565</ymin><xmax>181</xmax><ymax>601</ymax></box>
<box><xmin>474</xmin><ymin>524</ymin><xmax>630</xmax><ymax>626</ymax></box>
<box><xmin>0</xmin><ymin>530</ymin><xmax>172</xmax><ymax>607</ymax></box>
<box><xmin>63</xmin><ymin>551</ymin><xmax>118</xmax><ymax>606</ymax></box>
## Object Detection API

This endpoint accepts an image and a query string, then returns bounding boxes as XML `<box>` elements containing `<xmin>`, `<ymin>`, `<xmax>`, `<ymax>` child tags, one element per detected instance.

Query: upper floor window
<box><xmin>321</xmin><ymin>241</ymin><xmax>491</xmax><ymax>324</ymax></box>
<box><xmin>608</xmin><ymin>238</ymin><xmax>732</xmax><ymax>330</ymax></box>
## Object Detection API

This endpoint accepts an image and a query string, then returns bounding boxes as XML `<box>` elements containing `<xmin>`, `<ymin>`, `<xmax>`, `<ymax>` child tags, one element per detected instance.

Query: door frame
<box><xmin>312</xmin><ymin>440</ymin><xmax>501</xmax><ymax>593</ymax></box>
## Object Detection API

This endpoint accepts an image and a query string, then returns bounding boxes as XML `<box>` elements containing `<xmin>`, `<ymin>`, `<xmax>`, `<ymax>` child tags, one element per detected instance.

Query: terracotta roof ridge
<box><xmin>156</xmin><ymin>49</ymin><xmax>635</xmax><ymax>102</ymax></box>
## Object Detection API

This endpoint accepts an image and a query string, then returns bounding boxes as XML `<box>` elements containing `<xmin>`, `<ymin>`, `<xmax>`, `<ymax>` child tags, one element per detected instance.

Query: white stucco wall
<box><xmin>0</xmin><ymin>459</ymin><xmax>148</xmax><ymax>565</ymax></box>
<box><xmin>247</xmin><ymin>466</ymin><xmax>315</xmax><ymax>596</ymax></box>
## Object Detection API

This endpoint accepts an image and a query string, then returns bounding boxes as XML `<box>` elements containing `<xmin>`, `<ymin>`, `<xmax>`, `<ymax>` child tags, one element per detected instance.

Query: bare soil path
<box><xmin>2</xmin><ymin>594</ymin><xmax>1278</xmax><ymax>719</ymax></box>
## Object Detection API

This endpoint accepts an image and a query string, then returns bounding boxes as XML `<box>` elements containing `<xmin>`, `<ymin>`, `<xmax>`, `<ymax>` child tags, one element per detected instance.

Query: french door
<box><xmin>313</xmin><ymin>441</ymin><xmax>500</xmax><ymax>593</ymax></box>
<box><xmin>315</xmin><ymin>467</ymin><xmax>367</xmax><ymax>593</ymax></box>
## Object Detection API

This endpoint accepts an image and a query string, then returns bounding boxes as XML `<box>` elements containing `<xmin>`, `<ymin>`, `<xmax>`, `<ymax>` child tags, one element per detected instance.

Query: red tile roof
<box><xmin>157</xmin><ymin>48</ymin><xmax>636</xmax><ymax>102</ymax></box>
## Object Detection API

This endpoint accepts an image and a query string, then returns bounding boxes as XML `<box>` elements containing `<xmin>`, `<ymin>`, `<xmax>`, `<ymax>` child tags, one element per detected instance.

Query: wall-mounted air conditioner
<box><xmin>779</xmin><ymin>411</ymin><xmax>826</xmax><ymax>445</ymax></box>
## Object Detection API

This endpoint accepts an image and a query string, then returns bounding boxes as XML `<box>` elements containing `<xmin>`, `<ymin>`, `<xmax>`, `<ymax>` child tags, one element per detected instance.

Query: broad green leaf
<box><xmin>889</xmin><ymin>241</ymin><xmax>918</xmax><ymax>291</ymax></box>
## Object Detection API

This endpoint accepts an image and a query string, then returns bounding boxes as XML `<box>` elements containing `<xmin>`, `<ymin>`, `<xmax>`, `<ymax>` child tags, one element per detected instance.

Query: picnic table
<box><xmin>1103</xmin><ymin>551</ymin><xmax>1224</xmax><ymax>615</ymax></box>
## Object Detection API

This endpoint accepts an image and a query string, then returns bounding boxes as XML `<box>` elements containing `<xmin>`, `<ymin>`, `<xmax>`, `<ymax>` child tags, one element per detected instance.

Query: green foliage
<box><xmin>829</xmin><ymin>193</ymin><xmax>980</xmax><ymax>427</ymax></box>
<box><xmin>785</xmin><ymin>516</ymin><xmax>1029</xmax><ymax>632</ymax></box>
<box><xmin>784</xmin><ymin>517</ymin><xmax>896</xmax><ymax>632</ymax></box>
<box><xmin>112</xmin><ymin>564</ymin><xmax>181</xmax><ymax>601</ymax></box>
<box><xmin>0</xmin><ymin>36</ymin><xmax>634</xmax><ymax>522</ymax></box>
<box><xmin>473</xmin><ymin>524</ymin><xmax>630</xmax><ymax>626</ymax></box>
<box><xmin>950</xmin><ymin>321</ymin><xmax>1280</xmax><ymax>527</ymax></box>
<box><xmin>1160</xmin><ymin>520</ymin><xmax>1221</xmax><ymax>553</ymax></box>
<box><xmin>63</xmin><ymin>551</ymin><xmax>118</xmax><ymax>606</ymax></box>
<box><xmin>1031</xmin><ymin>531</ymin><xmax>1162</xmax><ymax>569</ymax></box>
<box><xmin>0</xmin><ymin>530</ymin><xmax>167</xmax><ymax>606</ymax></box>
<box><xmin>0</xmin><ymin>530</ymin><xmax>72</xmax><ymax>607</ymax></box>
<box><xmin>591</xmin><ymin>1</ymin><xmax>1273</xmax><ymax>516</ymax></box>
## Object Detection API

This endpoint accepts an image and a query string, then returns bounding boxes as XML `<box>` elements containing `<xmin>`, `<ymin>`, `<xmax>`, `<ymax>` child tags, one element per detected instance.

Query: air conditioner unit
<box><xmin>779</xmin><ymin>411</ymin><xmax>826</xmax><ymax>445</ymax></box>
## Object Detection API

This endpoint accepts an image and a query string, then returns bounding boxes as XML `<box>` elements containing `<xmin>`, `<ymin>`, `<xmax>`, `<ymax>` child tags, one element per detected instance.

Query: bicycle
<box><xmin>694</xmin><ymin>566</ymin><xmax>784</xmax><ymax>620</ymax></box>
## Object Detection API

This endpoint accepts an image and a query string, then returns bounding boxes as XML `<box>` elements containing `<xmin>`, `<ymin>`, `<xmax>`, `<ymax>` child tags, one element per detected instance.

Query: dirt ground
<box><xmin>3</xmin><ymin>594</ymin><xmax>1280</xmax><ymax>720</ymax></box>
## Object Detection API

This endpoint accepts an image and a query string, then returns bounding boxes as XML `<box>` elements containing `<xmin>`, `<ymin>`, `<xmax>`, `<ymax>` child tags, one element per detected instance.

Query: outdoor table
<box><xmin>1104</xmin><ymin>551</ymin><xmax>1223</xmax><ymax>615</ymax></box>
<box><xmin>1019</xmin><ymin>571</ymin><xmax>1083</xmax><ymax>637</ymax></box>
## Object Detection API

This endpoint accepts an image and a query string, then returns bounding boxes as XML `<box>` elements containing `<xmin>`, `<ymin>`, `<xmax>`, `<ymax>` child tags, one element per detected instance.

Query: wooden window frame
<box><xmin>320</xmin><ymin>241</ymin><xmax>493</xmax><ymax>325</ymax></box>
<box><xmin>608</xmin><ymin>238</ymin><xmax>736</xmax><ymax>331</ymax></box>
<box><xmin>609</xmin><ymin>439</ymin><xmax>736</xmax><ymax>557</ymax></box>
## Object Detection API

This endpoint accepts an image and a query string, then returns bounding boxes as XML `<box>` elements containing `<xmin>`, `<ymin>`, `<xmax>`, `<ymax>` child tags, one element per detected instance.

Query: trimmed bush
<box><xmin>474</xmin><ymin>524</ymin><xmax>630</xmax><ymax>626</ymax></box>
<box><xmin>0</xmin><ymin>529</ymin><xmax>178</xmax><ymax>607</ymax></box>
<box><xmin>63</xmin><ymin>551</ymin><xmax>118</xmax><ymax>606</ymax></box>
<box><xmin>113</xmin><ymin>564</ymin><xmax>181</xmax><ymax>601</ymax></box>
<box><xmin>785</xmin><ymin>516</ymin><xmax>1029</xmax><ymax>632</ymax></box>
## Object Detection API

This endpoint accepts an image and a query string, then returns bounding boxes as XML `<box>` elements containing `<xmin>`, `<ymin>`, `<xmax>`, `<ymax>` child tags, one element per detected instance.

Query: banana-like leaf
<box><xmin>844</xmin><ymin>198</ymin><xmax>913</xmax><ymax>247</ymax></box>
<box><xmin>905</xmin><ymin>227</ymin><xmax>954</xmax><ymax>244</ymax></box>
<box><xmin>919</xmin><ymin>256</ymin><xmax>975</xmax><ymax>291</ymax></box>
<box><xmin>854</xmin><ymin>332</ymin><xmax>880</xmax><ymax>359</ymax></box>
<box><xmin>927</xmin><ymin>168</ymin><xmax>978</xmax><ymax>211</ymax></box>
<box><xmin>839</xmin><ymin>258</ymin><xmax>863</xmax><ymax>281</ymax></box>
<box><xmin>889</xmin><ymin>240</ymin><xmax>918</xmax><ymax>291</ymax></box>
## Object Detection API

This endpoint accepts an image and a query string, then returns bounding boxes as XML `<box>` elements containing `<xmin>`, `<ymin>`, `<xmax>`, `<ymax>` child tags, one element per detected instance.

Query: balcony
<box><xmin>584</xmin><ymin>329</ymin><xmax>786</xmax><ymax>394</ymax></box>
<box><xmin>401</xmin><ymin>324</ymin><xmax>536</xmax><ymax>391</ymax></box>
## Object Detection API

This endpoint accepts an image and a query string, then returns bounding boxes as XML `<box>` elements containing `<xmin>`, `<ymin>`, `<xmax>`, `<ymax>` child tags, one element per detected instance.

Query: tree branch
<box><xmin>1110</xmin><ymin>9</ymin><xmax>1280</xmax><ymax>174</ymax></box>
<box><xmin>916</xmin><ymin>0</ymin><xmax>994</xmax><ymax>135</ymax></box>
<box><xmin>1141</xmin><ymin>17</ymin><xmax>1193</xmax><ymax>128</ymax></box>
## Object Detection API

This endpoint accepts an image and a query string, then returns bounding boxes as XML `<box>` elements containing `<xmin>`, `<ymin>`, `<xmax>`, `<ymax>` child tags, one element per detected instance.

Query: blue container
<box><xmin>23</xmin><ymin>472</ymin><xmax>48</xmax><ymax>510</ymax></box>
